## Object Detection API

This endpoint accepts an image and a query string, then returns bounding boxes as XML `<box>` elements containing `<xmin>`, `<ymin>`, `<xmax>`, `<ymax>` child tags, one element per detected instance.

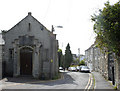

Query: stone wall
<box><xmin>85</xmin><ymin>43</ymin><xmax>120</xmax><ymax>90</ymax></box>
<box><xmin>85</xmin><ymin>45</ymin><xmax>109</xmax><ymax>79</ymax></box>
<box><xmin>118</xmin><ymin>61</ymin><xmax>120</xmax><ymax>89</ymax></box>
<box><xmin>115</xmin><ymin>58</ymin><xmax>120</xmax><ymax>89</ymax></box>
<box><xmin>85</xmin><ymin>44</ymin><xmax>95</xmax><ymax>71</ymax></box>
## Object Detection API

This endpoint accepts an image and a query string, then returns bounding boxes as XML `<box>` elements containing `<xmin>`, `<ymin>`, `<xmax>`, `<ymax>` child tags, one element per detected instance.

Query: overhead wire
<box><xmin>43</xmin><ymin>0</ymin><xmax>52</xmax><ymax>21</ymax></box>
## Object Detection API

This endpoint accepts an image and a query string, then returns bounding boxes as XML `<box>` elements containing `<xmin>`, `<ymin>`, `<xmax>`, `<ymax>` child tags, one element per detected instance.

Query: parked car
<box><xmin>68</xmin><ymin>67</ymin><xmax>77</xmax><ymax>71</ymax></box>
<box><xmin>80</xmin><ymin>66</ymin><xmax>90</xmax><ymax>73</ymax></box>
<box><xmin>79</xmin><ymin>65</ymin><xmax>85</xmax><ymax>71</ymax></box>
<box><xmin>76</xmin><ymin>66</ymin><xmax>80</xmax><ymax>71</ymax></box>
<box><xmin>59</xmin><ymin>67</ymin><xmax>63</xmax><ymax>70</ymax></box>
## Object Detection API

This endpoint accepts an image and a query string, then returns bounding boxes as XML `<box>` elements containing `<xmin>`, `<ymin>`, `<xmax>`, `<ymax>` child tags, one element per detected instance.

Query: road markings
<box><xmin>84</xmin><ymin>73</ymin><xmax>93</xmax><ymax>91</ymax></box>
<box><xmin>92</xmin><ymin>73</ymin><xmax>96</xmax><ymax>89</ymax></box>
<box><xmin>85</xmin><ymin>73</ymin><xmax>91</xmax><ymax>90</ymax></box>
<box><xmin>88</xmin><ymin>75</ymin><xmax>93</xmax><ymax>90</ymax></box>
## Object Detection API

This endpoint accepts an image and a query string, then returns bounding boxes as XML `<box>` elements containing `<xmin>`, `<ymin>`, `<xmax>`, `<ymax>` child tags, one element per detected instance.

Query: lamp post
<box><xmin>51</xmin><ymin>25</ymin><xmax>63</xmax><ymax>50</ymax></box>
<box><xmin>51</xmin><ymin>25</ymin><xmax>63</xmax><ymax>32</ymax></box>
<box><xmin>50</xmin><ymin>25</ymin><xmax>63</xmax><ymax>78</ymax></box>
<box><xmin>78</xmin><ymin>48</ymin><xmax>80</xmax><ymax>61</ymax></box>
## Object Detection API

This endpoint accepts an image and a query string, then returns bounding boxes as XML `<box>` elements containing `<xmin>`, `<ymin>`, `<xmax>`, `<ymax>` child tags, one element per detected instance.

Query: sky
<box><xmin>0</xmin><ymin>0</ymin><xmax>119</xmax><ymax>55</ymax></box>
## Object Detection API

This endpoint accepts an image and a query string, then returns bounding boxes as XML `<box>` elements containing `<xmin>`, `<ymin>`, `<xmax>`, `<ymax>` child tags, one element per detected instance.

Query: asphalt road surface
<box><xmin>1</xmin><ymin>70</ymin><xmax>90</xmax><ymax>90</ymax></box>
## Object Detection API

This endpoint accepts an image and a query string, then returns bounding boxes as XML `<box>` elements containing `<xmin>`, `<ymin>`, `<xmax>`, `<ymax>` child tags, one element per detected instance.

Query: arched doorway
<box><xmin>20</xmin><ymin>47</ymin><xmax>33</xmax><ymax>75</ymax></box>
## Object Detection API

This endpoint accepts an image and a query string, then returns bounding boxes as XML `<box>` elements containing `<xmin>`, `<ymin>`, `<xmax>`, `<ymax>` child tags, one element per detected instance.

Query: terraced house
<box><xmin>1</xmin><ymin>12</ymin><xmax>58</xmax><ymax>79</ymax></box>
<box><xmin>85</xmin><ymin>44</ymin><xmax>120</xmax><ymax>89</ymax></box>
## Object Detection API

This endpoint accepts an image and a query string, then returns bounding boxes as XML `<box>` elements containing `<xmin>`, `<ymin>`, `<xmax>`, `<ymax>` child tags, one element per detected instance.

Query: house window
<box><xmin>41</xmin><ymin>26</ymin><xmax>44</xmax><ymax>31</ymax></box>
<box><xmin>28</xmin><ymin>23</ymin><xmax>31</xmax><ymax>31</ymax></box>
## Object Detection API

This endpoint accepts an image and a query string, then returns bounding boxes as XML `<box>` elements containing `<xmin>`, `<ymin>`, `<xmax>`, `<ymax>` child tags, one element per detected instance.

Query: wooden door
<box><xmin>20</xmin><ymin>48</ymin><xmax>32</xmax><ymax>75</ymax></box>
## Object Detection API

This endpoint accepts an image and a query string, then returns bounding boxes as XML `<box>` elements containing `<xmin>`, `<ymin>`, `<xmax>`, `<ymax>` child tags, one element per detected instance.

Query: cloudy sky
<box><xmin>0</xmin><ymin>0</ymin><xmax>118</xmax><ymax>54</ymax></box>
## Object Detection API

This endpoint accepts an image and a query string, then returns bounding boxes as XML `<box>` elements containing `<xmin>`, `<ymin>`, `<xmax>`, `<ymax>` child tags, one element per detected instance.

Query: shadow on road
<box><xmin>4</xmin><ymin>72</ymin><xmax>77</xmax><ymax>86</ymax></box>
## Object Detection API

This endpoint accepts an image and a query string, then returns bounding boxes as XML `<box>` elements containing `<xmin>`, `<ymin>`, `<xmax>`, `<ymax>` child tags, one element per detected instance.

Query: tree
<box><xmin>73</xmin><ymin>58</ymin><xmax>79</xmax><ymax>65</ymax></box>
<box><xmin>64</xmin><ymin>43</ymin><xmax>73</xmax><ymax>68</ymax></box>
<box><xmin>61</xmin><ymin>54</ymin><xmax>65</xmax><ymax>68</ymax></box>
<box><xmin>58</xmin><ymin>49</ymin><xmax>63</xmax><ymax>67</ymax></box>
<box><xmin>91</xmin><ymin>1</ymin><xmax>120</xmax><ymax>56</ymax></box>
<box><xmin>78</xmin><ymin>60</ymin><xmax>85</xmax><ymax>66</ymax></box>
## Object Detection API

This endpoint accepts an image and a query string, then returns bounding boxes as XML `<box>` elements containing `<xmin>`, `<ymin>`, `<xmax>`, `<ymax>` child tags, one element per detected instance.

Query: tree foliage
<box><xmin>73</xmin><ymin>58</ymin><xmax>79</xmax><ymax>65</ymax></box>
<box><xmin>78</xmin><ymin>60</ymin><xmax>85</xmax><ymax>66</ymax></box>
<box><xmin>64</xmin><ymin>43</ymin><xmax>73</xmax><ymax>68</ymax></box>
<box><xmin>58</xmin><ymin>49</ymin><xmax>63</xmax><ymax>67</ymax></box>
<box><xmin>60</xmin><ymin>54</ymin><xmax>65</xmax><ymax>68</ymax></box>
<box><xmin>91</xmin><ymin>1</ymin><xmax>120</xmax><ymax>56</ymax></box>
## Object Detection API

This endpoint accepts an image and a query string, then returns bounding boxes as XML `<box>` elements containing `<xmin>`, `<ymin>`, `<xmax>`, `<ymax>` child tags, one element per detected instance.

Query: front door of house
<box><xmin>20</xmin><ymin>47</ymin><xmax>33</xmax><ymax>75</ymax></box>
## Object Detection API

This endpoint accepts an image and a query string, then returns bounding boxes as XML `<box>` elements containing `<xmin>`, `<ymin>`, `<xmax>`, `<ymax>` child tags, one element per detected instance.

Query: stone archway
<box><xmin>20</xmin><ymin>47</ymin><xmax>33</xmax><ymax>75</ymax></box>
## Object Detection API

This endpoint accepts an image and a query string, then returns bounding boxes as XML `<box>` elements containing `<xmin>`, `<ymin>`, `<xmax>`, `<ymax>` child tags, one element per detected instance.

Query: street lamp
<box><xmin>51</xmin><ymin>25</ymin><xmax>63</xmax><ymax>32</ymax></box>
<box><xmin>51</xmin><ymin>25</ymin><xmax>63</xmax><ymax>50</ymax></box>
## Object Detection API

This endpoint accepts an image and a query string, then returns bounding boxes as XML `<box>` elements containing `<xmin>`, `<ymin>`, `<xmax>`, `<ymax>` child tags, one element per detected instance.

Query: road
<box><xmin>1</xmin><ymin>71</ymin><xmax>90</xmax><ymax>90</ymax></box>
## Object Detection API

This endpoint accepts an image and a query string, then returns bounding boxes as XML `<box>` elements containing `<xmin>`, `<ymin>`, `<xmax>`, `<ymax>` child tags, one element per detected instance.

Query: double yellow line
<box><xmin>84</xmin><ymin>73</ymin><xmax>93</xmax><ymax>91</ymax></box>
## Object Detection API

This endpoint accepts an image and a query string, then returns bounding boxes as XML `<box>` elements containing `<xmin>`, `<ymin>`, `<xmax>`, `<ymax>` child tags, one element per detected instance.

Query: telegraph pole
<box><xmin>78</xmin><ymin>48</ymin><xmax>80</xmax><ymax>61</ymax></box>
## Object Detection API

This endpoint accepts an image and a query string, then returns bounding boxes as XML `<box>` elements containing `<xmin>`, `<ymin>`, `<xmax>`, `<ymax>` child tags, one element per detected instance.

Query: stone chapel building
<box><xmin>2</xmin><ymin>12</ymin><xmax>58</xmax><ymax>79</ymax></box>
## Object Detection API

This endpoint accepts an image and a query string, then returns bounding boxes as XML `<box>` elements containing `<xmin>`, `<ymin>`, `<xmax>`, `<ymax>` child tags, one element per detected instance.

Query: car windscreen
<box><xmin>82</xmin><ymin>66</ymin><xmax>89</xmax><ymax>69</ymax></box>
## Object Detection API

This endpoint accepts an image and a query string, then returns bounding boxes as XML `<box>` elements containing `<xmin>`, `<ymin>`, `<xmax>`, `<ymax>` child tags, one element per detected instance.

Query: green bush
<box><xmin>79</xmin><ymin>60</ymin><xmax>85</xmax><ymax>66</ymax></box>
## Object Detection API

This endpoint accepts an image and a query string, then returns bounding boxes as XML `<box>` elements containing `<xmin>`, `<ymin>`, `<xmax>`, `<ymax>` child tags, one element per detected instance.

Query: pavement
<box><xmin>92</xmin><ymin>72</ymin><xmax>114</xmax><ymax>89</ymax></box>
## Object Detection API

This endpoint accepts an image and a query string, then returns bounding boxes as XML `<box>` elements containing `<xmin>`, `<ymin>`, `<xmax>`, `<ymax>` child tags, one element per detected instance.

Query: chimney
<box><xmin>28</xmin><ymin>12</ymin><xmax>32</xmax><ymax>15</ymax></box>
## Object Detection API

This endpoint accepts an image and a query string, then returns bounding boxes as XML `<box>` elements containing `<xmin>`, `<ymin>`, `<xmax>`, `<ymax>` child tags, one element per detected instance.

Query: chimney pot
<box><xmin>28</xmin><ymin>12</ymin><xmax>32</xmax><ymax>15</ymax></box>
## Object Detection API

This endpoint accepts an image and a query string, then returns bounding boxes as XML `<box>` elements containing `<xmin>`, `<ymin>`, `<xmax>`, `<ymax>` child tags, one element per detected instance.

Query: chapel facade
<box><xmin>2</xmin><ymin>12</ymin><xmax>58</xmax><ymax>79</ymax></box>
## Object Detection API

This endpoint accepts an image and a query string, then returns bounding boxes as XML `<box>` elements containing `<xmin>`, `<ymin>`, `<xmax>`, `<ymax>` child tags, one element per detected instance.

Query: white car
<box><xmin>68</xmin><ymin>67</ymin><xmax>77</xmax><ymax>71</ymax></box>
<box><xmin>59</xmin><ymin>67</ymin><xmax>63</xmax><ymax>70</ymax></box>
<box><xmin>80</xmin><ymin>66</ymin><xmax>90</xmax><ymax>73</ymax></box>
<box><xmin>76</xmin><ymin>66</ymin><xmax>80</xmax><ymax>71</ymax></box>
<box><xmin>79</xmin><ymin>65</ymin><xmax>85</xmax><ymax>71</ymax></box>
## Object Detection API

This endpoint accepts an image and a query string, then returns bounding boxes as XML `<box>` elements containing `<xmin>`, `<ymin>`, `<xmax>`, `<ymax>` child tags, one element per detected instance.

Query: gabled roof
<box><xmin>6</xmin><ymin>12</ymin><xmax>51</xmax><ymax>33</ymax></box>
<box><xmin>85</xmin><ymin>44</ymin><xmax>95</xmax><ymax>51</ymax></box>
